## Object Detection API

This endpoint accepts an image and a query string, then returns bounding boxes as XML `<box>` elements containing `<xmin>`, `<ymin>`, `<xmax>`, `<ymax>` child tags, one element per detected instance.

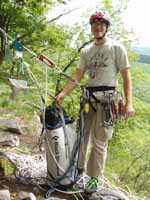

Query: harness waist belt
<box><xmin>86</xmin><ymin>86</ymin><xmax>116</xmax><ymax>93</ymax></box>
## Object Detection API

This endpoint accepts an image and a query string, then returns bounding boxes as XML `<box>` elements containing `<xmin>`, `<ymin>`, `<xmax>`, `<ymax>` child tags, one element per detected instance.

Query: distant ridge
<box><xmin>133</xmin><ymin>47</ymin><xmax>150</xmax><ymax>55</ymax></box>
<box><xmin>133</xmin><ymin>47</ymin><xmax>150</xmax><ymax>63</ymax></box>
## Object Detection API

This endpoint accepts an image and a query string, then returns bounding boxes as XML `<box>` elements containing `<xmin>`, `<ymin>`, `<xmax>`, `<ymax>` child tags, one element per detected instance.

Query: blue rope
<box><xmin>12</xmin><ymin>39</ymin><xmax>24</xmax><ymax>52</ymax></box>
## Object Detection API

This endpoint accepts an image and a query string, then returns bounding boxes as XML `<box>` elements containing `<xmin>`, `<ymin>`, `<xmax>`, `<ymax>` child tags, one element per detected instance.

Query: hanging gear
<box><xmin>81</xmin><ymin>86</ymin><xmax>124</xmax><ymax>127</ymax></box>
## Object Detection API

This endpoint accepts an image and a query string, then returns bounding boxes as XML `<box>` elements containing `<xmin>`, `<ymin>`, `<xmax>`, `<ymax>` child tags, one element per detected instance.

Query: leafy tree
<box><xmin>0</xmin><ymin>0</ymin><xmax>70</xmax><ymax>64</ymax></box>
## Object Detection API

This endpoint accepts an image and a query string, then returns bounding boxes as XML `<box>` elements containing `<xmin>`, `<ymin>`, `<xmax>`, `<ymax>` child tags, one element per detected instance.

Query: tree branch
<box><xmin>62</xmin><ymin>38</ymin><xmax>93</xmax><ymax>72</ymax></box>
<box><xmin>48</xmin><ymin>7</ymin><xmax>79</xmax><ymax>24</ymax></box>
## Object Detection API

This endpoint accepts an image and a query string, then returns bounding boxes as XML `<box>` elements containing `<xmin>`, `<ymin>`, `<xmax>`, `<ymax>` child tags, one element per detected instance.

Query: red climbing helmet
<box><xmin>89</xmin><ymin>11</ymin><xmax>111</xmax><ymax>26</ymax></box>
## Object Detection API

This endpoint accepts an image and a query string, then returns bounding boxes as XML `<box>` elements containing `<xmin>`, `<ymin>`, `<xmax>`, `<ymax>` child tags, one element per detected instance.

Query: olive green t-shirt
<box><xmin>78</xmin><ymin>38</ymin><xmax>130</xmax><ymax>87</ymax></box>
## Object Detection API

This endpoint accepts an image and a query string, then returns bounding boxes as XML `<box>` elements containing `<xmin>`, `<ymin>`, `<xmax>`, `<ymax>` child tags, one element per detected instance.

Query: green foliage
<box><xmin>106</xmin><ymin>63</ymin><xmax>150</xmax><ymax>196</ymax></box>
<box><xmin>15</xmin><ymin>146</ymin><xmax>33</xmax><ymax>153</ymax></box>
<box><xmin>103</xmin><ymin>0</ymin><xmax>113</xmax><ymax>11</ymax></box>
<box><xmin>0</xmin><ymin>155</ymin><xmax>16</xmax><ymax>176</ymax></box>
<box><xmin>0</xmin><ymin>0</ymin><xmax>73</xmax><ymax>68</ymax></box>
<box><xmin>132</xmin><ymin>62</ymin><xmax>150</xmax><ymax>103</ymax></box>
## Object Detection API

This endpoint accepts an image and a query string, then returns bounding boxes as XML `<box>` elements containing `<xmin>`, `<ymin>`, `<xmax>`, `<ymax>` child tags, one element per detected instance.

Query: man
<box><xmin>56</xmin><ymin>11</ymin><xmax>134</xmax><ymax>192</ymax></box>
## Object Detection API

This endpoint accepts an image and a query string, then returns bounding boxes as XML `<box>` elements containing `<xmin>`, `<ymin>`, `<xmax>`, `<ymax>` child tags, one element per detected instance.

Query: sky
<box><xmin>123</xmin><ymin>0</ymin><xmax>150</xmax><ymax>47</ymax></box>
<box><xmin>48</xmin><ymin>0</ymin><xmax>150</xmax><ymax>47</ymax></box>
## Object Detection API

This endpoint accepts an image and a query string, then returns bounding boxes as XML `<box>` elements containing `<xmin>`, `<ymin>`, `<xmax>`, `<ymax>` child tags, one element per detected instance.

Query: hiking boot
<box><xmin>84</xmin><ymin>177</ymin><xmax>100</xmax><ymax>193</ymax></box>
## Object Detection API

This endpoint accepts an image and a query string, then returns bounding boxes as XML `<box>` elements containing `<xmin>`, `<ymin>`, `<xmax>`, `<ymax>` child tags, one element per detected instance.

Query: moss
<box><xmin>0</xmin><ymin>155</ymin><xmax>16</xmax><ymax>176</ymax></box>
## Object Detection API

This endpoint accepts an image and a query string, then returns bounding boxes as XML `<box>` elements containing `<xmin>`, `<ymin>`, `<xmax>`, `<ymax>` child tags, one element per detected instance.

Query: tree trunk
<box><xmin>0</xmin><ymin>50</ymin><xmax>4</xmax><ymax>65</ymax></box>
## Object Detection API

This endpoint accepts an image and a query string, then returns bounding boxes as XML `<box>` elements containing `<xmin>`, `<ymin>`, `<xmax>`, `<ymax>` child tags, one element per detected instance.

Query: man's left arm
<box><xmin>120</xmin><ymin>68</ymin><xmax>135</xmax><ymax>119</ymax></box>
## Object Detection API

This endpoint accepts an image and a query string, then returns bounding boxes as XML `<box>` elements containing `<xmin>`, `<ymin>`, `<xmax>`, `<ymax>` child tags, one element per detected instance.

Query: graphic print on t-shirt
<box><xmin>87</xmin><ymin>51</ymin><xmax>109</xmax><ymax>80</ymax></box>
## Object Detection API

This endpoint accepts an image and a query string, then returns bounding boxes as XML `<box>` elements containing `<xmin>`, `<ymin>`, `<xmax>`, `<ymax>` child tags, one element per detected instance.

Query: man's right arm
<box><xmin>55</xmin><ymin>68</ymin><xmax>84</xmax><ymax>104</ymax></box>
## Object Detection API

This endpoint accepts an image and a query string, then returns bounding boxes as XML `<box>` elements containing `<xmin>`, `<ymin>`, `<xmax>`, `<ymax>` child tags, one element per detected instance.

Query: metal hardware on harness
<box><xmin>102</xmin><ymin>101</ymin><xmax>115</xmax><ymax>127</ymax></box>
<box><xmin>84</xmin><ymin>102</ymin><xmax>90</xmax><ymax>113</ymax></box>
<box><xmin>81</xmin><ymin>86</ymin><xmax>90</xmax><ymax>114</ymax></box>
<box><xmin>82</xmin><ymin>86</ymin><xmax>118</xmax><ymax>127</ymax></box>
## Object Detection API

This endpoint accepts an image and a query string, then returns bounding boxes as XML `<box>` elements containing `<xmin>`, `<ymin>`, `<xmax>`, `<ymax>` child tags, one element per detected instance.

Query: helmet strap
<box><xmin>95</xmin><ymin>33</ymin><xmax>105</xmax><ymax>40</ymax></box>
<box><xmin>95</xmin><ymin>29</ymin><xmax>107</xmax><ymax>40</ymax></box>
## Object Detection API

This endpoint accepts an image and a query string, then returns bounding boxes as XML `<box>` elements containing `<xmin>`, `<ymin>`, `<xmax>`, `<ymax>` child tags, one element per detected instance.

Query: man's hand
<box><xmin>120</xmin><ymin>68</ymin><xmax>135</xmax><ymax>119</ymax></box>
<box><xmin>55</xmin><ymin>91</ymin><xmax>66</xmax><ymax>105</ymax></box>
<box><xmin>55</xmin><ymin>68</ymin><xmax>84</xmax><ymax>105</ymax></box>
<box><xmin>124</xmin><ymin>103</ymin><xmax>135</xmax><ymax>119</ymax></box>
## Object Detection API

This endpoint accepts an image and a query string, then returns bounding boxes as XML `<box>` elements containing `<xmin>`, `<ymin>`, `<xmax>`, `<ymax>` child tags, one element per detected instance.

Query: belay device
<box><xmin>41</xmin><ymin>105</ymin><xmax>79</xmax><ymax>187</ymax></box>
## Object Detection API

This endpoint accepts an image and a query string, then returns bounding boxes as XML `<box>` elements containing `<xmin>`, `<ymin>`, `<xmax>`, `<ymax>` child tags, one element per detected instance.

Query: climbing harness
<box><xmin>81</xmin><ymin>86</ymin><xmax>124</xmax><ymax>127</ymax></box>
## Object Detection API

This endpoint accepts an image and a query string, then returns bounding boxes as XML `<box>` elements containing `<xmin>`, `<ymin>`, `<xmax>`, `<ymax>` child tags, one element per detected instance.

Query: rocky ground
<box><xmin>0</xmin><ymin>130</ymin><xmax>44</xmax><ymax>199</ymax></box>
<box><xmin>0</xmin><ymin>117</ymin><xmax>147</xmax><ymax>200</ymax></box>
